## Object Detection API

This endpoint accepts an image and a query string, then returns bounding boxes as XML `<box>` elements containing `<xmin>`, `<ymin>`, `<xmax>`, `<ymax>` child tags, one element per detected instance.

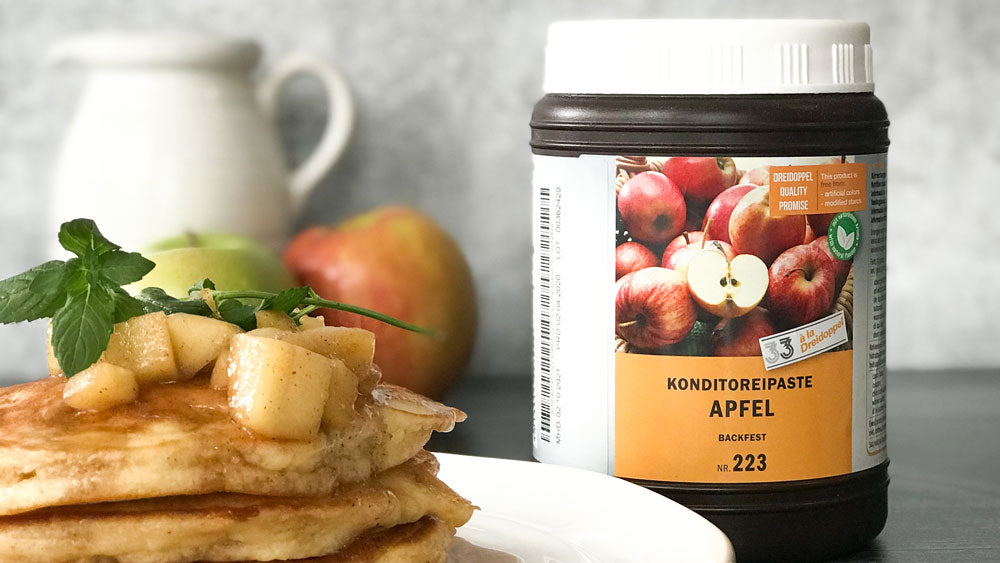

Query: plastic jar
<box><xmin>530</xmin><ymin>20</ymin><xmax>888</xmax><ymax>561</ymax></box>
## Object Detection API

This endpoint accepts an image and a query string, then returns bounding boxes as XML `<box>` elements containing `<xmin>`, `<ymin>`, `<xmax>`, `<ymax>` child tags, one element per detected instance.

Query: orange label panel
<box><xmin>769</xmin><ymin>163</ymin><xmax>867</xmax><ymax>216</ymax></box>
<box><xmin>614</xmin><ymin>351</ymin><xmax>852</xmax><ymax>483</ymax></box>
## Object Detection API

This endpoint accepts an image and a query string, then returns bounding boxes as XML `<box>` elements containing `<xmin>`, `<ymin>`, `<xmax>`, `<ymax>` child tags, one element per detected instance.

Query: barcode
<box><xmin>537</xmin><ymin>185</ymin><xmax>553</xmax><ymax>443</ymax></box>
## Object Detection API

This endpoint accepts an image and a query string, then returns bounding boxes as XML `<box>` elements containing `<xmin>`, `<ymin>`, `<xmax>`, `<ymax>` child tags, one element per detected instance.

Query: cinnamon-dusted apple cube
<box><xmin>165</xmin><ymin>313</ymin><xmax>243</xmax><ymax>378</ymax></box>
<box><xmin>358</xmin><ymin>364</ymin><xmax>383</xmax><ymax>399</ymax></box>
<box><xmin>210</xmin><ymin>326</ymin><xmax>289</xmax><ymax>390</ymax></box>
<box><xmin>255</xmin><ymin>310</ymin><xmax>297</xmax><ymax>331</ymax></box>
<box><xmin>322</xmin><ymin>356</ymin><xmax>360</xmax><ymax>429</ymax></box>
<box><xmin>246</xmin><ymin>327</ymin><xmax>292</xmax><ymax>340</ymax></box>
<box><xmin>62</xmin><ymin>363</ymin><xmax>139</xmax><ymax>411</ymax></box>
<box><xmin>209</xmin><ymin>347</ymin><xmax>232</xmax><ymax>390</ymax></box>
<box><xmin>279</xmin><ymin>327</ymin><xmax>375</xmax><ymax>376</ymax></box>
<box><xmin>297</xmin><ymin>315</ymin><xmax>326</xmax><ymax>331</ymax></box>
<box><xmin>227</xmin><ymin>334</ymin><xmax>333</xmax><ymax>440</ymax></box>
<box><xmin>103</xmin><ymin>312</ymin><xmax>178</xmax><ymax>383</ymax></box>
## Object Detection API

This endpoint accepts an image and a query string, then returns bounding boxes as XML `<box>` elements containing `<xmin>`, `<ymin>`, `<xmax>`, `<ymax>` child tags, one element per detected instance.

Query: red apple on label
<box><xmin>684</xmin><ymin>210</ymin><xmax>704</xmax><ymax>233</ymax></box>
<box><xmin>662</xmin><ymin>231</ymin><xmax>705</xmax><ymax>263</ymax></box>
<box><xmin>702</xmin><ymin>184</ymin><xmax>756</xmax><ymax>244</ymax></box>
<box><xmin>711</xmin><ymin>307</ymin><xmax>777</xmax><ymax>357</ymax></box>
<box><xmin>616</xmin><ymin>267</ymin><xmax>696</xmax><ymax>349</ymax></box>
<box><xmin>739</xmin><ymin>167</ymin><xmax>770</xmax><ymax>186</ymax></box>
<box><xmin>807</xmin><ymin>213</ymin><xmax>836</xmax><ymax>239</ymax></box>
<box><xmin>616</xmin><ymin>242</ymin><xmax>659</xmax><ymax>280</ymax></box>
<box><xmin>811</xmin><ymin>236</ymin><xmax>852</xmax><ymax>291</ymax></box>
<box><xmin>661</xmin><ymin>157</ymin><xmax>740</xmax><ymax>206</ymax></box>
<box><xmin>803</xmin><ymin>221</ymin><xmax>816</xmax><ymax>244</ymax></box>
<box><xmin>617</xmin><ymin>171</ymin><xmax>687</xmax><ymax>244</ymax></box>
<box><xmin>687</xmin><ymin>250</ymin><xmax>769</xmax><ymax>319</ymax></box>
<box><xmin>728</xmin><ymin>186</ymin><xmax>807</xmax><ymax>265</ymax></box>
<box><xmin>767</xmin><ymin>244</ymin><xmax>837</xmax><ymax>328</ymax></box>
<box><xmin>664</xmin><ymin>239</ymin><xmax>735</xmax><ymax>279</ymax></box>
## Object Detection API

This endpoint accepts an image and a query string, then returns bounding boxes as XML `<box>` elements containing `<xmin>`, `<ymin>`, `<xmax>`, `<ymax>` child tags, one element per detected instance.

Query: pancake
<box><xmin>225</xmin><ymin>517</ymin><xmax>456</xmax><ymax>563</ymax></box>
<box><xmin>0</xmin><ymin>452</ymin><xmax>473</xmax><ymax>563</ymax></box>
<box><xmin>0</xmin><ymin>377</ymin><xmax>465</xmax><ymax>516</ymax></box>
<box><xmin>305</xmin><ymin>516</ymin><xmax>455</xmax><ymax>563</ymax></box>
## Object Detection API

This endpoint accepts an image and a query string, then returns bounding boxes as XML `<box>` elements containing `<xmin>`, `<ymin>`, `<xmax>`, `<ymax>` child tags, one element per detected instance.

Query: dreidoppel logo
<box><xmin>827</xmin><ymin>212</ymin><xmax>860</xmax><ymax>260</ymax></box>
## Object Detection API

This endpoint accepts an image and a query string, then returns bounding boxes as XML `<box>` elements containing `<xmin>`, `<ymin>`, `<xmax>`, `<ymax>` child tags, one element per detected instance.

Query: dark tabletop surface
<box><xmin>428</xmin><ymin>369</ymin><xmax>1000</xmax><ymax>562</ymax></box>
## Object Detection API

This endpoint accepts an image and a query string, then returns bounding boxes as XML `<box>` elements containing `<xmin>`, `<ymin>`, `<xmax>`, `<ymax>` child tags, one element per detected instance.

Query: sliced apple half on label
<box><xmin>687</xmin><ymin>250</ymin><xmax>769</xmax><ymax>318</ymax></box>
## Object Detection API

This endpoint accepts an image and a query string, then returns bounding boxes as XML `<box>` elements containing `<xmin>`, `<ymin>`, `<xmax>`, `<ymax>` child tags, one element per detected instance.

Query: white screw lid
<box><xmin>544</xmin><ymin>19</ymin><xmax>874</xmax><ymax>95</ymax></box>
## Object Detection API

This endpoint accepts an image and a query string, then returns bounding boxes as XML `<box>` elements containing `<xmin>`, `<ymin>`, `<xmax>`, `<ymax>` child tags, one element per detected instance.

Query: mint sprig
<box><xmin>206</xmin><ymin>287</ymin><xmax>433</xmax><ymax>335</ymax></box>
<box><xmin>136</xmin><ymin>287</ymin><xmax>214</xmax><ymax>317</ymax></box>
<box><xmin>50</xmin><ymin>284</ymin><xmax>115</xmax><ymax>377</ymax></box>
<box><xmin>0</xmin><ymin>261</ymin><xmax>69</xmax><ymax>321</ymax></box>
<box><xmin>0</xmin><ymin>219</ymin><xmax>154</xmax><ymax>376</ymax></box>
<box><xmin>0</xmin><ymin>218</ymin><xmax>432</xmax><ymax>377</ymax></box>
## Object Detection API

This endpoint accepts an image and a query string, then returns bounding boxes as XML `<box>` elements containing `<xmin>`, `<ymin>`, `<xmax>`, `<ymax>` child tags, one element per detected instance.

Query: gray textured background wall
<box><xmin>1</xmin><ymin>0</ymin><xmax>998</xmax><ymax>382</ymax></box>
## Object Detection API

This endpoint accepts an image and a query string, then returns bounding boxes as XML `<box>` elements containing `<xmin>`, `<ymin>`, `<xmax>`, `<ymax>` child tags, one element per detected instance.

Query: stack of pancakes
<box><xmin>0</xmin><ymin>376</ymin><xmax>474</xmax><ymax>562</ymax></box>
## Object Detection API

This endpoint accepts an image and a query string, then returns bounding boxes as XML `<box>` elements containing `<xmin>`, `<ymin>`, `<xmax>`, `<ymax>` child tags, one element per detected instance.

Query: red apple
<box><xmin>807</xmin><ymin>213</ymin><xmax>836</xmax><ymax>239</ymax></box>
<box><xmin>663</xmin><ymin>239</ymin><xmax>735</xmax><ymax>279</ymax></box>
<box><xmin>616</xmin><ymin>242</ymin><xmax>659</xmax><ymax>280</ymax></box>
<box><xmin>684</xmin><ymin>210</ymin><xmax>704</xmax><ymax>233</ymax></box>
<box><xmin>283</xmin><ymin>206</ymin><xmax>476</xmax><ymax>399</ymax></box>
<box><xmin>662</xmin><ymin>231</ymin><xmax>705</xmax><ymax>263</ymax></box>
<box><xmin>711</xmin><ymin>307</ymin><xmax>776</xmax><ymax>356</ymax></box>
<box><xmin>803</xmin><ymin>220</ymin><xmax>816</xmax><ymax>244</ymax></box>
<box><xmin>767</xmin><ymin>244</ymin><xmax>837</xmax><ymax>328</ymax></box>
<box><xmin>661</xmin><ymin>157</ymin><xmax>739</xmax><ymax>206</ymax></box>
<box><xmin>687</xmin><ymin>251</ymin><xmax>768</xmax><ymax>319</ymax></box>
<box><xmin>617</xmin><ymin>171</ymin><xmax>687</xmax><ymax>244</ymax></box>
<box><xmin>616</xmin><ymin>267</ymin><xmax>696</xmax><ymax>349</ymax></box>
<box><xmin>739</xmin><ymin>167</ymin><xmax>770</xmax><ymax>186</ymax></box>
<box><xmin>702</xmin><ymin>184</ymin><xmax>756</xmax><ymax>244</ymax></box>
<box><xmin>728</xmin><ymin>186</ymin><xmax>807</xmax><ymax>265</ymax></box>
<box><xmin>810</xmin><ymin>236</ymin><xmax>852</xmax><ymax>291</ymax></box>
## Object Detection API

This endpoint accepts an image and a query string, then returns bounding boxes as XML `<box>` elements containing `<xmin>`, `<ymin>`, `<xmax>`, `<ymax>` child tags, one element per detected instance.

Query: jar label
<box><xmin>532</xmin><ymin>154</ymin><xmax>887</xmax><ymax>483</ymax></box>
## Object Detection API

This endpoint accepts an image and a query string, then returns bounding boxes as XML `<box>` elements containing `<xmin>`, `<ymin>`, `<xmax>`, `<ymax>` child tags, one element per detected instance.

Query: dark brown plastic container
<box><xmin>531</xmin><ymin>20</ymin><xmax>889</xmax><ymax>562</ymax></box>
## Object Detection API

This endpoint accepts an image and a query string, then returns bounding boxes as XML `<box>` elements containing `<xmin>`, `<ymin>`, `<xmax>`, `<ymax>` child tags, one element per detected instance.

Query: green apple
<box><xmin>131</xmin><ymin>233</ymin><xmax>294</xmax><ymax>297</ymax></box>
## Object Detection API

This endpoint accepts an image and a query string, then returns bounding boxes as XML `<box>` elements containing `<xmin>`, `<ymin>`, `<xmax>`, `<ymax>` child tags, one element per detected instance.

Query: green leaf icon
<box><xmin>828</xmin><ymin>212</ymin><xmax>860</xmax><ymax>260</ymax></box>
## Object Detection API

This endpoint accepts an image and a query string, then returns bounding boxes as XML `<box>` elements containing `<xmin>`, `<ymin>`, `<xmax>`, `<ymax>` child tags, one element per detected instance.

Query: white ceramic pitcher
<box><xmin>47</xmin><ymin>33</ymin><xmax>354</xmax><ymax>255</ymax></box>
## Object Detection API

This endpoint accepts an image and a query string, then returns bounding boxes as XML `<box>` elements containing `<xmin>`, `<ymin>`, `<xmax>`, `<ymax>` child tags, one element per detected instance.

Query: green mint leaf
<box><xmin>216</xmin><ymin>299</ymin><xmax>260</xmax><ymax>331</ymax></box>
<box><xmin>187</xmin><ymin>278</ymin><xmax>216</xmax><ymax>298</ymax></box>
<box><xmin>58</xmin><ymin>219</ymin><xmax>119</xmax><ymax>258</ymax></box>
<box><xmin>110</xmin><ymin>287</ymin><xmax>147</xmax><ymax>323</ymax></box>
<box><xmin>0</xmin><ymin>261</ymin><xmax>70</xmax><ymax>323</ymax></box>
<box><xmin>98</xmin><ymin>250</ymin><xmax>155</xmax><ymax>286</ymax></box>
<box><xmin>265</xmin><ymin>286</ymin><xmax>311</xmax><ymax>315</ymax></box>
<box><xmin>61</xmin><ymin>259</ymin><xmax>91</xmax><ymax>295</ymax></box>
<box><xmin>136</xmin><ymin>287</ymin><xmax>214</xmax><ymax>317</ymax></box>
<box><xmin>51</xmin><ymin>284</ymin><xmax>114</xmax><ymax>376</ymax></box>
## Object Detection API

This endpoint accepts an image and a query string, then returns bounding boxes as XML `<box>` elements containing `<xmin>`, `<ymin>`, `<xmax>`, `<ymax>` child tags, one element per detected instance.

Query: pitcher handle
<box><xmin>258</xmin><ymin>53</ymin><xmax>355</xmax><ymax>214</ymax></box>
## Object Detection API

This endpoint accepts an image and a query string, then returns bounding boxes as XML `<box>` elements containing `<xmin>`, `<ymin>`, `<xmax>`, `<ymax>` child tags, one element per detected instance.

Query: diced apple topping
<box><xmin>246</xmin><ymin>327</ymin><xmax>293</xmax><ymax>340</ymax></box>
<box><xmin>358</xmin><ymin>364</ymin><xmax>382</xmax><ymax>399</ymax></box>
<box><xmin>62</xmin><ymin>363</ymin><xmax>139</xmax><ymax>411</ymax></box>
<box><xmin>255</xmin><ymin>310</ymin><xmax>297</xmax><ymax>331</ymax></box>
<box><xmin>322</xmin><ymin>357</ymin><xmax>359</xmax><ymax>429</ymax></box>
<box><xmin>47</xmin><ymin>306</ymin><xmax>369</xmax><ymax>434</ymax></box>
<box><xmin>279</xmin><ymin>327</ymin><xmax>375</xmax><ymax>376</ymax></box>
<box><xmin>226</xmin><ymin>334</ymin><xmax>333</xmax><ymax>441</ymax></box>
<box><xmin>102</xmin><ymin>312</ymin><xmax>179</xmax><ymax>384</ymax></box>
<box><xmin>165</xmin><ymin>313</ymin><xmax>243</xmax><ymax>378</ymax></box>
<box><xmin>209</xmin><ymin>347</ymin><xmax>232</xmax><ymax>390</ymax></box>
<box><xmin>297</xmin><ymin>315</ymin><xmax>326</xmax><ymax>331</ymax></box>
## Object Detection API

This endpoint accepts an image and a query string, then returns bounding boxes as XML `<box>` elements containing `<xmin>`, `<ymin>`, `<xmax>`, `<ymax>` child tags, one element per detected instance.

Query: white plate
<box><xmin>436</xmin><ymin>453</ymin><xmax>735</xmax><ymax>563</ymax></box>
